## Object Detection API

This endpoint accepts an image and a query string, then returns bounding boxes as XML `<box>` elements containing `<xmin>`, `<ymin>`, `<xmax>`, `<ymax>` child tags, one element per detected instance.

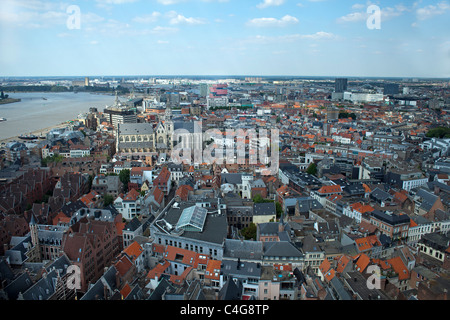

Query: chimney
<box><xmin>115</xmin><ymin>271</ymin><xmax>121</xmax><ymax>289</ymax></box>
<box><xmin>103</xmin><ymin>285</ymin><xmax>108</xmax><ymax>300</ymax></box>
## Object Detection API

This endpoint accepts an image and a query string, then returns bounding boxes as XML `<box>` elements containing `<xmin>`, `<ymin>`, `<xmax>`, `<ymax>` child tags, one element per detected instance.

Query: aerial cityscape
<box><xmin>0</xmin><ymin>0</ymin><xmax>449</xmax><ymax>307</ymax></box>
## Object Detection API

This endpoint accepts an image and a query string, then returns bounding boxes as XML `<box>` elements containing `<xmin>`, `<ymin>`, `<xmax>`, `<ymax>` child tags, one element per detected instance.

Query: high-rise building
<box><xmin>335</xmin><ymin>78</ymin><xmax>348</xmax><ymax>93</ymax></box>
<box><xmin>103</xmin><ymin>92</ymin><xmax>137</xmax><ymax>128</ymax></box>
<box><xmin>199</xmin><ymin>83</ymin><xmax>209</xmax><ymax>98</ymax></box>
<box><xmin>383</xmin><ymin>83</ymin><xmax>399</xmax><ymax>95</ymax></box>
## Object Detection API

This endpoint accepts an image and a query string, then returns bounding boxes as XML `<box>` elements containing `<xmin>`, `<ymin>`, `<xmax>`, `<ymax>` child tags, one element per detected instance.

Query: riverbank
<box><xmin>0</xmin><ymin>121</ymin><xmax>70</xmax><ymax>145</ymax></box>
<box><xmin>0</xmin><ymin>98</ymin><xmax>21</xmax><ymax>105</ymax></box>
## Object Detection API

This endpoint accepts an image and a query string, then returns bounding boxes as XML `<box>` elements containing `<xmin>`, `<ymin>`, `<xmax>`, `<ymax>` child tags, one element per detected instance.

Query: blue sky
<box><xmin>1</xmin><ymin>0</ymin><xmax>449</xmax><ymax>78</ymax></box>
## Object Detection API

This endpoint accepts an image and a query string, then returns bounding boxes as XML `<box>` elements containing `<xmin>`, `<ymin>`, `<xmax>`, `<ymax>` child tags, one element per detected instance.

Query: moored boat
<box><xmin>19</xmin><ymin>134</ymin><xmax>38</xmax><ymax>140</ymax></box>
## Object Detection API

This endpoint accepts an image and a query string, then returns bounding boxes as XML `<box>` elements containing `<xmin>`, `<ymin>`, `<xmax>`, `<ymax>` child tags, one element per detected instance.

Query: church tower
<box><xmin>164</xmin><ymin>106</ymin><xmax>174</xmax><ymax>148</ymax></box>
<box><xmin>29</xmin><ymin>214</ymin><xmax>41</xmax><ymax>262</ymax></box>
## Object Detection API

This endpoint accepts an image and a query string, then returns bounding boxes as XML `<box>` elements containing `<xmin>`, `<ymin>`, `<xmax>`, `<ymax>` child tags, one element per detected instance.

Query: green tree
<box><xmin>253</xmin><ymin>194</ymin><xmax>264</xmax><ymax>203</ymax></box>
<box><xmin>426</xmin><ymin>127</ymin><xmax>450</xmax><ymax>139</ymax></box>
<box><xmin>241</xmin><ymin>223</ymin><xmax>257</xmax><ymax>240</ymax></box>
<box><xmin>119</xmin><ymin>169</ymin><xmax>131</xmax><ymax>191</ymax></box>
<box><xmin>306</xmin><ymin>162</ymin><xmax>317</xmax><ymax>176</ymax></box>
<box><xmin>103</xmin><ymin>194</ymin><xmax>114</xmax><ymax>207</ymax></box>
<box><xmin>275</xmin><ymin>202</ymin><xmax>283</xmax><ymax>218</ymax></box>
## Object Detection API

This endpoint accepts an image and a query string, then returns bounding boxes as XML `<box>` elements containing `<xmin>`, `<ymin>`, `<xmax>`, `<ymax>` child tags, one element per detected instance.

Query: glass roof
<box><xmin>176</xmin><ymin>205</ymin><xmax>208</xmax><ymax>232</ymax></box>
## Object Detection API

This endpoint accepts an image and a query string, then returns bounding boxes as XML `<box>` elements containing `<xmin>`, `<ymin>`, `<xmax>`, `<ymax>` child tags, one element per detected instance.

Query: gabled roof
<box><xmin>123</xmin><ymin>241</ymin><xmax>144</xmax><ymax>262</ymax></box>
<box><xmin>387</xmin><ymin>256</ymin><xmax>410</xmax><ymax>280</ymax></box>
<box><xmin>123</xmin><ymin>188</ymin><xmax>140</xmax><ymax>202</ymax></box>
<box><xmin>317</xmin><ymin>185</ymin><xmax>342</xmax><ymax>194</ymax></box>
<box><xmin>355</xmin><ymin>235</ymin><xmax>381</xmax><ymax>252</ymax></box>
<box><xmin>205</xmin><ymin>259</ymin><xmax>221</xmax><ymax>280</ymax></box>
<box><xmin>153</xmin><ymin>167</ymin><xmax>171</xmax><ymax>185</ymax></box>
<box><xmin>354</xmin><ymin>253</ymin><xmax>370</xmax><ymax>273</ymax></box>
<box><xmin>335</xmin><ymin>255</ymin><xmax>351</xmax><ymax>274</ymax></box>
<box><xmin>115</xmin><ymin>254</ymin><xmax>134</xmax><ymax>277</ymax></box>
<box><xmin>163</xmin><ymin>245</ymin><xmax>202</xmax><ymax>268</ymax></box>
<box><xmin>319</xmin><ymin>258</ymin><xmax>331</xmax><ymax>275</ymax></box>
<box><xmin>152</xmin><ymin>186</ymin><xmax>164</xmax><ymax>205</ymax></box>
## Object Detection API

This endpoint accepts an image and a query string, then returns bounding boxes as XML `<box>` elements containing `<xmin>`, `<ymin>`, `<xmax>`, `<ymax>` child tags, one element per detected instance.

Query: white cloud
<box><xmin>150</xmin><ymin>26</ymin><xmax>179</xmax><ymax>34</ymax></box>
<box><xmin>166</xmin><ymin>11</ymin><xmax>206</xmax><ymax>25</ymax></box>
<box><xmin>256</xmin><ymin>0</ymin><xmax>285</xmax><ymax>9</ymax></box>
<box><xmin>243</xmin><ymin>31</ymin><xmax>337</xmax><ymax>44</ymax></box>
<box><xmin>247</xmin><ymin>15</ymin><xmax>299</xmax><ymax>27</ymax></box>
<box><xmin>416</xmin><ymin>1</ymin><xmax>450</xmax><ymax>20</ymax></box>
<box><xmin>96</xmin><ymin>0</ymin><xmax>138</xmax><ymax>4</ymax></box>
<box><xmin>157</xmin><ymin>0</ymin><xmax>187</xmax><ymax>4</ymax></box>
<box><xmin>337</xmin><ymin>3</ymin><xmax>412</xmax><ymax>24</ymax></box>
<box><xmin>337</xmin><ymin>11</ymin><xmax>366</xmax><ymax>23</ymax></box>
<box><xmin>133</xmin><ymin>12</ymin><xmax>161</xmax><ymax>23</ymax></box>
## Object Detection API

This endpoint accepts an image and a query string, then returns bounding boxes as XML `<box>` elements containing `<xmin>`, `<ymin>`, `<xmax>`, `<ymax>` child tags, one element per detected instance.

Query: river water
<box><xmin>0</xmin><ymin>92</ymin><xmax>116</xmax><ymax>140</ymax></box>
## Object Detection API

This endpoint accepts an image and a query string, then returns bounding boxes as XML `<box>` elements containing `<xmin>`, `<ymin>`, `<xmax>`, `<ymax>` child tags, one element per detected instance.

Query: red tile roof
<box><xmin>123</xmin><ymin>188</ymin><xmax>140</xmax><ymax>202</ymax></box>
<box><xmin>152</xmin><ymin>187</ymin><xmax>164</xmax><ymax>205</ymax></box>
<box><xmin>123</xmin><ymin>241</ymin><xmax>144</xmax><ymax>262</ymax></box>
<box><xmin>205</xmin><ymin>260</ymin><xmax>221</xmax><ymax>280</ymax></box>
<box><xmin>120</xmin><ymin>283</ymin><xmax>132</xmax><ymax>299</ymax></box>
<box><xmin>317</xmin><ymin>185</ymin><xmax>342</xmax><ymax>194</ymax></box>
<box><xmin>335</xmin><ymin>255</ymin><xmax>351</xmax><ymax>274</ymax></box>
<box><xmin>387</xmin><ymin>256</ymin><xmax>410</xmax><ymax>280</ymax></box>
<box><xmin>354</xmin><ymin>253</ymin><xmax>370</xmax><ymax>273</ymax></box>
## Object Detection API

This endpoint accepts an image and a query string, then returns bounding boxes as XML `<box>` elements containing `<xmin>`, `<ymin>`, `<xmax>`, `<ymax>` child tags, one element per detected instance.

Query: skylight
<box><xmin>176</xmin><ymin>205</ymin><xmax>208</xmax><ymax>232</ymax></box>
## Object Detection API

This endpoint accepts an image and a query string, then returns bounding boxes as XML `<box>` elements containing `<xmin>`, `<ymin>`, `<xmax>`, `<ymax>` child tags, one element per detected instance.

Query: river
<box><xmin>0</xmin><ymin>92</ymin><xmax>116</xmax><ymax>140</ymax></box>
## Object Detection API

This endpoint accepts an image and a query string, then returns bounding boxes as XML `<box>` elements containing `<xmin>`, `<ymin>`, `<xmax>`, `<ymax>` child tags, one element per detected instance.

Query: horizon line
<box><xmin>2</xmin><ymin>74</ymin><xmax>450</xmax><ymax>81</ymax></box>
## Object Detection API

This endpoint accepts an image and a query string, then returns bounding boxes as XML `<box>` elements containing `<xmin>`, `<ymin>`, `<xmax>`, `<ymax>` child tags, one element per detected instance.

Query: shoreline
<box><xmin>0</xmin><ymin>121</ymin><xmax>70</xmax><ymax>145</ymax></box>
<box><xmin>0</xmin><ymin>98</ymin><xmax>21</xmax><ymax>105</ymax></box>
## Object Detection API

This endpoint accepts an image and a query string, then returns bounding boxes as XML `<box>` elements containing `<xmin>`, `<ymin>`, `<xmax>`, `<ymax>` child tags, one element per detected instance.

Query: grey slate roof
<box><xmin>163</xmin><ymin>202</ymin><xmax>228</xmax><ymax>245</ymax></box>
<box><xmin>0</xmin><ymin>258</ymin><xmax>14</xmax><ymax>282</ymax></box>
<box><xmin>218</xmin><ymin>278</ymin><xmax>243</xmax><ymax>300</ymax></box>
<box><xmin>329</xmin><ymin>277</ymin><xmax>353</xmax><ymax>300</ymax></box>
<box><xmin>253</xmin><ymin>202</ymin><xmax>276</xmax><ymax>216</ymax></box>
<box><xmin>221</xmin><ymin>173</ymin><xmax>243</xmax><ymax>185</ymax></box>
<box><xmin>147</xmin><ymin>276</ymin><xmax>174</xmax><ymax>300</ymax></box>
<box><xmin>3</xmin><ymin>272</ymin><xmax>33</xmax><ymax>300</ymax></box>
<box><xmin>124</xmin><ymin>217</ymin><xmax>142</xmax><ymax>232</ymax></box>
<box><xmin>118</xmin><ymin>123</ymin><xmax>154</xmax><ymax>135</ymax></box>
<box><xmin>80</xmin><ymin>266</ymin><xmax>119</xmax><ymax>300</ymax></box>
<box><xmin>263</xmin><ymin>241</ymin><xmax>304</xmax><ymax>258</ymax></box>
<box><xmin>370</xmin><ymin>187</ymin><xmax>392</xmax><ymax>202</ymax></box>
<box><xmin>223</xmin><ymin>239</ymin><xmax>263</xmax><ymax>260</ymax></box>
<box><xmin>258</xmin><ymin>222</ymin><xmax>280</xmax><ymax>236</ymax></box>
<box><xmin>221</xmin><ymin>259</ymin><xmax>262</xmax><ymax>278</ymax></box>
<box><xmin>371</xmin><ymin>210</ymin><xmax>410</xmax><ymax>226</ymax></box>
<box><xmin>415</xmin><ymin>189</ymin><xmax>439</xmax><ymax>211</ymax></box>
<box><xmin>21</xmin><ymin>269</ymin><xmax>59</xmax><ymax>300</ymax></box>
<box><xmin>301</xmin><ymin>234</ymin><xmax>322</xmax><ymax>253</ymax></box>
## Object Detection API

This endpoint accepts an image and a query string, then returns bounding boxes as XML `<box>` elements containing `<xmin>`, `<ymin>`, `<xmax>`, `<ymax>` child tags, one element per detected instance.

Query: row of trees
<box><xmin>426</xmin><ymin>127</ymin><xmax>450</xmax><ymax>139</ymax></box>
<box><xmin>0</xmin><ymin>90</ymin><xmax>9</xmax><ymax>99</ymax></box>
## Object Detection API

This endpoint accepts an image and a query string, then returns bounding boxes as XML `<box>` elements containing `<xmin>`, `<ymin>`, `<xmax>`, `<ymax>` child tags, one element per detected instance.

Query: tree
<box><xmin>306</xmin><ymin>162</ymin><xmax>317</xmax><ymax>176</ymax></box>
<box><xmin>275</xmin><ymin>202</ymin><xmax>283</xmax><ymax>218</ymax></box>
<box><xmin>253</xmin><ymin>194</ymin><xmax>264</xmax><ymax>203</ymax></box>
<box><xmin>119</xmin><ymin>169</ymin><xmax>130</xmax><ymax>191</ymax></box>
<box><xmin>241</xmin><ymin>223</ymin><xmax>257</xmax><ymax>240</ymax></box>
<box><xmin>426</xmin><ymin>127</ymin><xmax>450</xmax><ymax>139</ymax></box>
<box><xmin>103</xmin><ymin>194</ymin><xmax>114</xmax><ymax>207</ymax></box>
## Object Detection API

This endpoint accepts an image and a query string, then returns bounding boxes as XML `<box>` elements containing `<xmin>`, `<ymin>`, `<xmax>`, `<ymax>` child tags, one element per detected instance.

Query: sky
<box><xmin>0</xmin><ymin>0</ymin><xmax>449</xmax><ymax>78</ymax></box>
